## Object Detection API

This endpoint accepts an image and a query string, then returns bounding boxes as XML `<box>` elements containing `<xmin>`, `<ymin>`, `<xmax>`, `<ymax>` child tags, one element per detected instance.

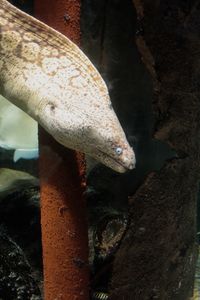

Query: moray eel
<box><xmin>0</xmin><ymin>0</ymin><xmax>136</xmax><ymax>173</ymax></box>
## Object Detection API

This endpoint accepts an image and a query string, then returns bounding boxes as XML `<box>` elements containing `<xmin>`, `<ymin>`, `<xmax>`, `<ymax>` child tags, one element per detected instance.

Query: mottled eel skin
<box><xmin>0</xmin><ymin>0</ymin><xmax>135</xmax><ymax>173</ymax></box>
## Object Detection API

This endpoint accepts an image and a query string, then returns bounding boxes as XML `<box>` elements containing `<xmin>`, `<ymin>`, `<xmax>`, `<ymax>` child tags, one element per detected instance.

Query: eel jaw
<box><xmin>91</xmin><ymin>148</ymin><xmax>136</xmax><ymax>173</ymax></box>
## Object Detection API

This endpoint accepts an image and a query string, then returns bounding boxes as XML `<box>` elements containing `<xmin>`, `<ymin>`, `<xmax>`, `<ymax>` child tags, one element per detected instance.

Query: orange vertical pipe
<box><xmin>34</xmin><ymin>1</ymin><xmax>89</xmax><ymax>299</ymax></box>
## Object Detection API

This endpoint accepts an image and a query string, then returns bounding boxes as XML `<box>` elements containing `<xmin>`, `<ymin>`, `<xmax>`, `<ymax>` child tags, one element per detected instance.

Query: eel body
<box><xmin>0</xmin><ymin>0</ymin><xmax>136</xmax><ymax>173</ymax></box>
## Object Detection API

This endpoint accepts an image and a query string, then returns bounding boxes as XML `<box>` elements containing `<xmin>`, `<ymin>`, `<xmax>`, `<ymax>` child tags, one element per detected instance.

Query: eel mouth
<box><xmin>93</xmin><ymin>148</ymin><xmax>135</xmax><ymax>173</ymax></box>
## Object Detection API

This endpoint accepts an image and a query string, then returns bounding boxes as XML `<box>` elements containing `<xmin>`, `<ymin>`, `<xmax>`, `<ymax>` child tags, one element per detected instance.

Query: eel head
<box><xmin>39</xmin><ymin>81</ymin><xmax>136</xmax><ymax>173</ymax></box>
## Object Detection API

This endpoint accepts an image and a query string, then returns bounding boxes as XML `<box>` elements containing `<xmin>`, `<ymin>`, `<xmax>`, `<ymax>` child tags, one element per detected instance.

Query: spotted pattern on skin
<box><xmin>21</xmin><ymin>42</ymin><xmax>40</xmax><ymax>61</ymax></box>
<box><xmin>0</xmin><ymin>0</ymin><xmax>136</xmax><ymax>173</ymax></box>
<box><xmin>0</xmin><ymin>31</ymin><xmax>21</xmax><ymax>53</ymax></box>
<box><xmin>42</xmin><ymin>57</ymin><xmax>60</xmax><ymax>75</ymax></box>
<box><xmin>0</xmin><ymin>2</ymin><xmax>106</xmax><ymax>92</ymax></box>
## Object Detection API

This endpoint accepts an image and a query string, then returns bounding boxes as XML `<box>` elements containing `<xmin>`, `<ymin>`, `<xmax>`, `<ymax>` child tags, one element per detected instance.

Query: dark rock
<box><xmin>0</xmin><ymin>230</ymin><xmax>41</xmax><ymax>299</ymax></box>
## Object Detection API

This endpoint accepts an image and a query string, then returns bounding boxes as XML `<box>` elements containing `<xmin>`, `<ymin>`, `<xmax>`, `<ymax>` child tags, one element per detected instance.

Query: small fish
<box><xmin>92</xmin><ymin>292</ymin><xmax>109</xmax><ymax>300</ymax></box>
<box><xmin>0</xmin><ymin>0</ymin><xmax>136</xmax><ymax>173</ymax></box>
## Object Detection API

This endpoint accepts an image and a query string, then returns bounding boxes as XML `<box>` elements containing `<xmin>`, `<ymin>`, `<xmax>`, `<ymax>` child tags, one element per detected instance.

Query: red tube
<box><xmin>34</xmin><ymin>1</ymin><xmax>89</xmax><ymax>299</ymax></box>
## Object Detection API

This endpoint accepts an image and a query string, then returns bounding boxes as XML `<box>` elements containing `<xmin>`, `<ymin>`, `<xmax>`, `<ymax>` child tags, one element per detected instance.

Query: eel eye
<box><xmin>115</xmin><ymin>147</ymin><xmax>123</xmax><ymax>155</ymax></box>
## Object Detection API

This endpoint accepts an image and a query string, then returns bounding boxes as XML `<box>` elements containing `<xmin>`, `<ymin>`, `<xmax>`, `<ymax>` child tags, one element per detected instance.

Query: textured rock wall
<box><xmin>81</xmin><ymin>0</ymin><xmax>200</xmax><ymax>299</ymax></box>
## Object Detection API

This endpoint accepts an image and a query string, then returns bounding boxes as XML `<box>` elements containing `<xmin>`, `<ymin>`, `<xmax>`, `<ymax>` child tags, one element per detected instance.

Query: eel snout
<box><xmin>93</xmin><ymin>141</ymin><xmax>136</xmax><ymax>173</ymax></box>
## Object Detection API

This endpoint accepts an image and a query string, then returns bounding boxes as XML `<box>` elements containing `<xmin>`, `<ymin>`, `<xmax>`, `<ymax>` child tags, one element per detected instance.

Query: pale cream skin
<box><xmin>0</xmin><ymin>0</ymin><xmax>136</xmax><ymax>173</ymax></box>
